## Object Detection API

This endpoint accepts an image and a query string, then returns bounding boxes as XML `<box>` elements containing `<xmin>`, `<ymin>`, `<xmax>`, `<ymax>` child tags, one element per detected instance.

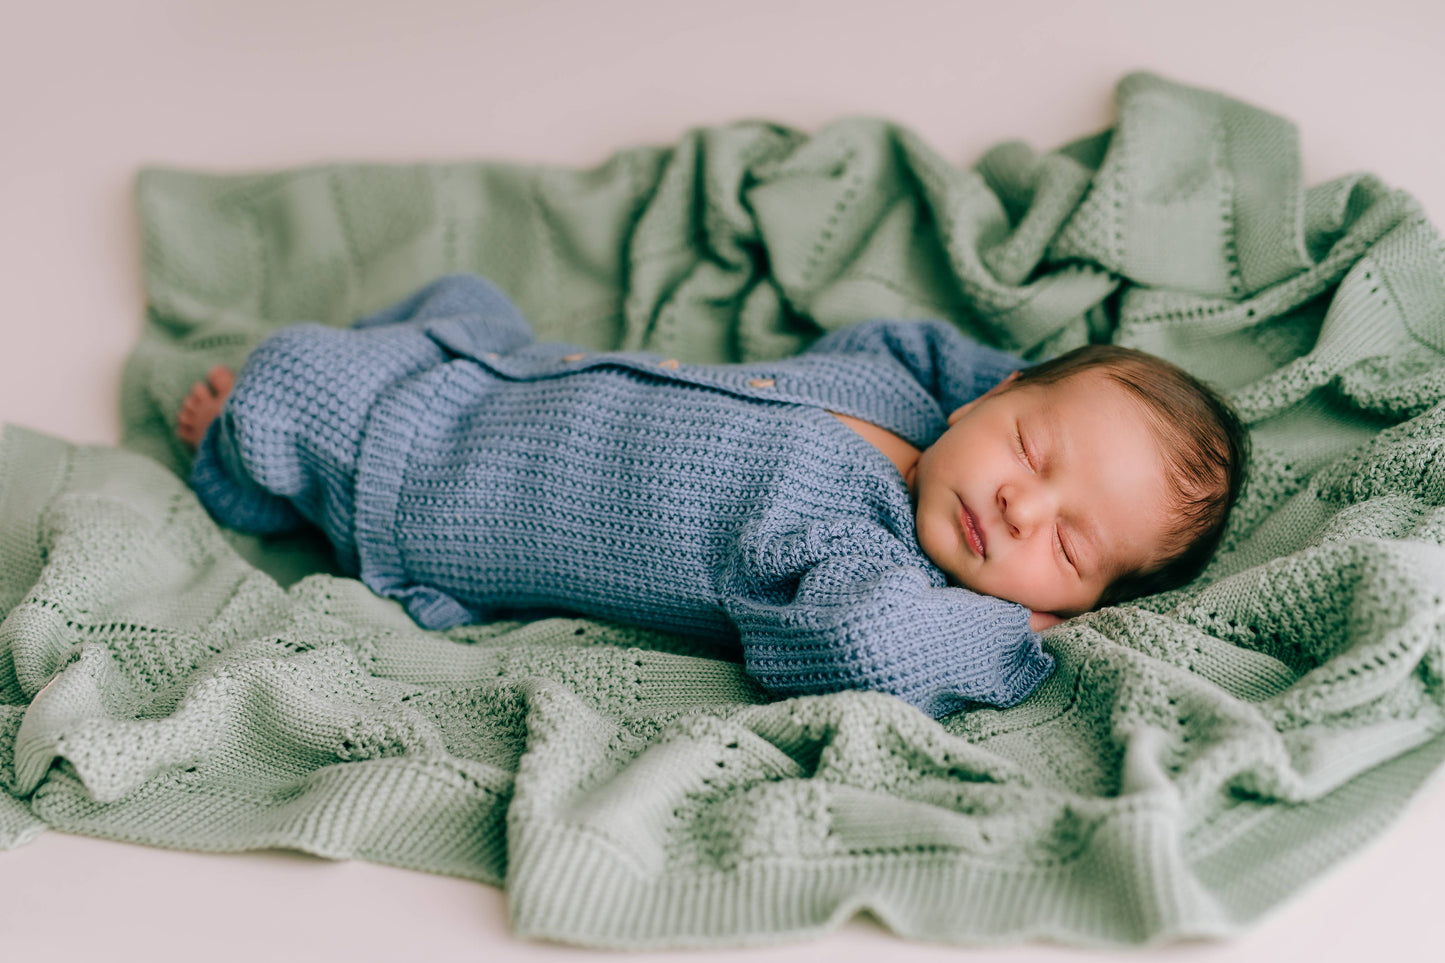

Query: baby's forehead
<box><xmin>1022</xmin><ymin>367</ymin><xmax>1130</xmax><ymax>400</ymax></box>
<box><xmin>1029</xmin><ymin>365</ymin><xmax>1204</xmax><ymax>433</ymax></box>
<box><xmin>1027</xmin><ymin>371</ymin><xmax>1174</xmax><ymax>436</ymax></box>
<box><xmin>1023</xmin><ymin>373</ymin><xmax>1179</xmax><ymax>558</ymax></box>
<box><xmin>1013</xmin><ymin>369</ymin><xmax>1147</xmax><ymax>423</ymax></box>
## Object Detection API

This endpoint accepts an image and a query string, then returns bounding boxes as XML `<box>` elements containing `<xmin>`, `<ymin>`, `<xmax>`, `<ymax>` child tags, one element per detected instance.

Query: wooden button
<box><xmin>657</xmin><ymin>358</ymin><xmax>679</xmax><ymax>369</ymax></box>
<box><xmin>749</xmin><ymin>377</ymin><xmax>775</xmax><ymax>388</ymax></box>
<box><xmin>561</xmin><ymin>352</ymin><xmax>586</xmax><ymax>362</ymax></box>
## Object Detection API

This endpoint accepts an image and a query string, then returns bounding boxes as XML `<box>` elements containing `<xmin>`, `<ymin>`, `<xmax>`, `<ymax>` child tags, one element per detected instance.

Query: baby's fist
<box><xmin>1029</xmin><ymin>611</ymin><xmax>1064</xmax><ymax>632</ymax></box>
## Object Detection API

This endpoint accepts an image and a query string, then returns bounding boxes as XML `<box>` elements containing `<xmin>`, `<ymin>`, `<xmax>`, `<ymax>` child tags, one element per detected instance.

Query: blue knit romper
<box><xmin>190</xmin><ymin>274</ymin><xmax>1054</xmax><ymax>718</ymax></box>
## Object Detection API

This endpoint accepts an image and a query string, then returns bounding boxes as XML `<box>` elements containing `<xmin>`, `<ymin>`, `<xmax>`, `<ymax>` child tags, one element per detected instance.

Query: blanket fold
<box><xmin>4</xmin><ymin>70</ymin><xmax>1444</xmax><ymax>948</ymax></box>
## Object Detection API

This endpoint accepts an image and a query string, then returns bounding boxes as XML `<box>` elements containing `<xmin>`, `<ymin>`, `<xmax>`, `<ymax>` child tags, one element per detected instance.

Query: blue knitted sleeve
<box><xmin>721</xmin><ymin>523</ymin><xmax>1055</xmax><ymax>719</ymax></box>
<box><xmin>352</xmin><ymin>273</ymin><xmax>535</xmax><ymax>357</ymax></box>
<box><xmin>803</xmin><ymin>319</ymin><xmax>1029</xmax><ymax>413</ymax></box>
<box><xmin>189</xmin><ymin>405</ymin><xmax>307</xmax><ymax>535</ymax></box>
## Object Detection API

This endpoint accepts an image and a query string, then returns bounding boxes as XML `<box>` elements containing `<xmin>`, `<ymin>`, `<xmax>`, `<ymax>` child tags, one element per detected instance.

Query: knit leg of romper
<box><xmin>189</xmin><ymin>320</ymin><xmax>448</xmax><ymax>575</ymax></box>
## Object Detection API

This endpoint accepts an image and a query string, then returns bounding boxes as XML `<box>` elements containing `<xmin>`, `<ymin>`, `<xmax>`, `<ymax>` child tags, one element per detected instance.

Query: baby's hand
<box><xmin>1029</xmin><ymin>611</ymin><xmax>1065</xmax><ymax>632</ymax></box>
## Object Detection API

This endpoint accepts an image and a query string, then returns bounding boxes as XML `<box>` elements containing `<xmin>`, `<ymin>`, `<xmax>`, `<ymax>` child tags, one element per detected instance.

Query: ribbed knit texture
<box><xmin>3</xmin><ymin>71</ymin><xmax>1444</xmax><ymax>948</ymax></box>
<box><xmin>188</xmin><ymin>274</ymin><xmax>1048</xmax><ymax>719</ymax></box>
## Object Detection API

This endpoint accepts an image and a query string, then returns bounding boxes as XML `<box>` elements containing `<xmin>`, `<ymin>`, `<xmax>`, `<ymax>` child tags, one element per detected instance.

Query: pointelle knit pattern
<box><xmin>1</xmin><ymin>71</ymin><xmax>1443</xmax><ymax>948</ymax></box>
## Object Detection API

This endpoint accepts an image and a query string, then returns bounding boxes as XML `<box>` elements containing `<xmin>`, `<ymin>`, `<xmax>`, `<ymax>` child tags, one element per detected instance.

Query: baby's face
<box><xmin>912</xmin><ymin>371</ymin><xmax>1172</xmax><ymax>617</ymax></box>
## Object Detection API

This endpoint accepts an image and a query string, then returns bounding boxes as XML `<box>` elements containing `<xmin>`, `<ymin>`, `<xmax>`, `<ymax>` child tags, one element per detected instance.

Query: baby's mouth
<box><xmin>958</xmin><ymin>497</ymin><xmax>987</xmax><ymax>558</ymax></box>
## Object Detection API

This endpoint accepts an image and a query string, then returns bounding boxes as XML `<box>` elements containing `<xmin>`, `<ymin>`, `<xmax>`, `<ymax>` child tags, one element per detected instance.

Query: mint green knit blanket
<box><xmin>4</xmin><ymin>72</ymin><xmax>1444</xmax><ymax>947</ymax></box>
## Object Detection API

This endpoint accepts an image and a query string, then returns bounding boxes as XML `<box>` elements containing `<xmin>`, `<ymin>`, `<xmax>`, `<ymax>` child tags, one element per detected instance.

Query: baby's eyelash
<box><xmin>1013</xmin><ymin>427</ymin><xmax>1033</xmax><ymax>470</ymax></box>
<box><xmin>1055</xmin><ymin>528</ymin><xmax>1075</xmax><ymax>568</ymax></box>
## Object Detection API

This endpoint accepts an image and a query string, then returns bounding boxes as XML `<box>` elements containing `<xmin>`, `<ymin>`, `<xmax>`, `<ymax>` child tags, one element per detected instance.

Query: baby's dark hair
<box><xmin>1006</xmin><ymin>344</ymin><xmax>1250</xmax><ymax>607</ymax></box>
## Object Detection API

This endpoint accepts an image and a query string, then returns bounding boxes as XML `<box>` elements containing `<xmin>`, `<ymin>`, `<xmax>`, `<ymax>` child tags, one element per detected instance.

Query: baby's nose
<box><xmin>999</xmin><ymin>486</ymin><xmax>1046</xmax><ymax>536</ymax></box>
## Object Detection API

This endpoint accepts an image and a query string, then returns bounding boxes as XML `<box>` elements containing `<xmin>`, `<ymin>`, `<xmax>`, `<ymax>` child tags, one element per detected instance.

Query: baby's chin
<box><xmin>919</xmin><ymin>545</ymin><xmax>1018</xmax><ymax>605</ymax></box>
<box><xmin>938</xmin><ymin>558</ymin><xmax>1080</xmax><ymax>614</ymax></box>
<box><xmin>958</xmin><ymin>578</ymin><xmax>1039</xmax><ymax>610</ymax></box>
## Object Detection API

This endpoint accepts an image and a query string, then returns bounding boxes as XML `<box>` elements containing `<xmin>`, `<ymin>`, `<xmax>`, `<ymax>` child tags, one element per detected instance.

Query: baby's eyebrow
<box><xmin>1039</xmin><ymin>397</ymin><xmax>1068</xmax><ymax>465</ymax></box>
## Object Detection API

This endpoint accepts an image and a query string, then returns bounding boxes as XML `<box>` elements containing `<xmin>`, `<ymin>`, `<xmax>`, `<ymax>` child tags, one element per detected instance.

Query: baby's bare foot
<box><xmin>177</xmin><ymin>365</ymin><xmax>235</xmax><ymax>450</ymax></box>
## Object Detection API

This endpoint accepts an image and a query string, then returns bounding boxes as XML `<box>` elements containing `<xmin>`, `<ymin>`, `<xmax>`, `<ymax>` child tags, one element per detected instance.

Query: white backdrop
<box><xmin>2</xmin><ymin>2</ymin><xmax>1444</xmax><ymax>959</ymax></box>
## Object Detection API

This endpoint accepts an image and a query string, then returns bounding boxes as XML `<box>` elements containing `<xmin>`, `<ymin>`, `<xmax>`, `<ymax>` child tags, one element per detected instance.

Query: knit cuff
<box><xmin>188</xmin><ymin>412</ymin><xmax>305</xmax><ymax>535</ymax></box>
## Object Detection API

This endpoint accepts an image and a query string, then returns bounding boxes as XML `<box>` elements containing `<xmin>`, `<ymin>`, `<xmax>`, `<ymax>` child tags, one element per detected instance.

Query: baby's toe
<box><xmin>207</xmin><ymin>365</ymin><xmax>235</xmax><ymax>395</ymax></box>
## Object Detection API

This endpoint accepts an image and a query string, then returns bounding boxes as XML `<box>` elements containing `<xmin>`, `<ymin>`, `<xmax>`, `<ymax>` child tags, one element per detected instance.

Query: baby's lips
<box><xmin>958</xmin><ymin>496</ymin><xmax>987</xmax><ymax>557</ymax></box>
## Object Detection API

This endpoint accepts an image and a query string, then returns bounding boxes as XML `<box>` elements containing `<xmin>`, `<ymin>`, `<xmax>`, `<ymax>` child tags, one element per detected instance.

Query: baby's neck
<box><xmin>829</xmin><ymin>412</ymin><xmax>920</xmax><ymax>491</ymax></box>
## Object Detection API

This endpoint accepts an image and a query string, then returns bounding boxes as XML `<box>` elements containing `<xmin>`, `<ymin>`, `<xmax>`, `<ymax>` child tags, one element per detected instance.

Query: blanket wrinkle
<box><xmin>4</xmin><ymin>70</ymin><xmax>1445</xmax><ymax>948</ymax></box>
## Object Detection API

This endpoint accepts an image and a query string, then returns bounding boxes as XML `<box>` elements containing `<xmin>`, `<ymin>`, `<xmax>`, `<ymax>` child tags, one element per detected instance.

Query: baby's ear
<box><xmin>948</xmin><ymin>370</ymin><xmax>1020</xmax><ymax>426</ymax></box>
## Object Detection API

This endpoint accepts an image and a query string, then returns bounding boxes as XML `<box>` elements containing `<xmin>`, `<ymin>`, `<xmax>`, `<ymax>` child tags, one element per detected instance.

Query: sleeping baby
<box><xmin>176</xmin><ymin>274</ymin><xmax>1248</xmax><ymax>719</ymax></box>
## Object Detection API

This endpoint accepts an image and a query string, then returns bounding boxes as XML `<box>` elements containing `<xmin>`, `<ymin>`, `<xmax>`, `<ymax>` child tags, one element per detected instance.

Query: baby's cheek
<box><xmin>990</xmin><ymin>550</ymin><xmax>1061</xmax><ymax>610</ymax></box>
<box><xmin>915</xmin><ymin>520</ymin><xmax>956</xmax><ymax>577</ymax></box>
